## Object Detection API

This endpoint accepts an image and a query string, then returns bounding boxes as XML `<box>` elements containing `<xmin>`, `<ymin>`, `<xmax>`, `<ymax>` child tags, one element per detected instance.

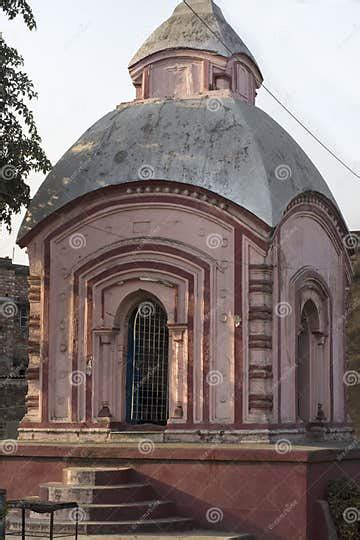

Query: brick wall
<box><xmin>0</xmin><ymin>257</ymin><xmax>29</xmax><ymax>439</ymax></box>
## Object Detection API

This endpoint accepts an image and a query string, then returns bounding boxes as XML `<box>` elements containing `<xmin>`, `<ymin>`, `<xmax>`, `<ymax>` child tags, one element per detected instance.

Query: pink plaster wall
<box><xmin>24</xmin><ymin>187</ymin><xmax>251</xmax><ymax>429</ymax></box>
<box><xmin>273</xmin><ymin>200</ymin><xmax>351</xmax><ymax>426</ymax></box>
<box><xmin>129</xmin><ymin>50</ymin><xmax>260</xmax><ymax>103</ymax></box>
<box><xmin>20</xmin><ymin>185</ymin><xmax>351</xmax><ymax>439</ymax></box>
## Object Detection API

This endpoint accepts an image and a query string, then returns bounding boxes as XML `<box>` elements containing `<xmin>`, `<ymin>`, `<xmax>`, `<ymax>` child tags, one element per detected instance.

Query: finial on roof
<box><xmin>129</xmin><ymin>0</ymin><xmax>258</xmax><ymax>67</ymax></box>
<box><xmin>174</xmin><ymin>0</ymin><xmax>216</xmax><ymax>15</ymax></box>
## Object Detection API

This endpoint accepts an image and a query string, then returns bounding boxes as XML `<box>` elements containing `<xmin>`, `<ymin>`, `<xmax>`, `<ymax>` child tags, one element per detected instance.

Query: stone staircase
<box><xmin>7</xmin><ymin>466</ymin><xmax>195</xmax><ymax>534</ymax></box>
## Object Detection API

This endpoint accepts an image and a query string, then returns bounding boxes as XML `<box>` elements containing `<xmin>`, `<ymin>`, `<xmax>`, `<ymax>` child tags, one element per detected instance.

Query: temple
<box><xmin>3</xmin><ymin>1</ymin><xmax>359</xmax><ymax>538</ymax></box>
<box><xmin>16</xmin><ymin>0</ymin><xmax>352</xmax><ymax>444</ymax></box>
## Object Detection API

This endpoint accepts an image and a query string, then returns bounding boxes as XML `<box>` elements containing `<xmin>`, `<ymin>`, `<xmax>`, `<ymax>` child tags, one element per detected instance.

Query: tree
<box><xmin>0</xmin><ymin>0</ymin><xmax>52</xmax><ymax>230</ymax></box>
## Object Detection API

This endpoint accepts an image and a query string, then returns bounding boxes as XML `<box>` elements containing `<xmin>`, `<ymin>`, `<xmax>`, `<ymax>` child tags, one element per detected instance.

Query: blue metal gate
<box><xmin>126</xmin><ymin>301</ymin><xmax>169</xmax><ymax>425</ymax></box>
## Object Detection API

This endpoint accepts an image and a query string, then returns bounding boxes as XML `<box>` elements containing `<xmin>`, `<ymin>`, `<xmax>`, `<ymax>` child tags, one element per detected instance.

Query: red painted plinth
<box><xmin>0</xmin><ymin>443</ymin><xmax>359</xmax><ymax>539</ymax></box>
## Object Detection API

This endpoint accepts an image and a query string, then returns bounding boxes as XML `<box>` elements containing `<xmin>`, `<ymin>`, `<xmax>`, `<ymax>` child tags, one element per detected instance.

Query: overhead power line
<box><xmin>182</xmin><ymin>0</ymin><xmax>360</xmax><ymax>180</ymax></box>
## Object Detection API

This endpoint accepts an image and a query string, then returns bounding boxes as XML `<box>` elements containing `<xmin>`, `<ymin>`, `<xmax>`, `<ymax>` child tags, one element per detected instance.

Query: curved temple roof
<box><xmin>129</xmin><ymin>0</ymin><xmax>258</xmax><ymax>67</ymax></box>
<box><xmin>18</xmin><ymin>95</ymin><xmax>336</xmax><ymax>242</ymax></box>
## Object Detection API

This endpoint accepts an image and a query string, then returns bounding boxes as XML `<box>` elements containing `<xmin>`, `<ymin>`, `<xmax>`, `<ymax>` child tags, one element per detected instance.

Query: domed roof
<box><xmin>18</xmin><ymin>95</ymin><xmax>336</xmax><ymax>242</ymax></box>
<box><xmin>129</xmin><ymin>0</ymin><xmax>258</xmax><ymax>67</ymax></box>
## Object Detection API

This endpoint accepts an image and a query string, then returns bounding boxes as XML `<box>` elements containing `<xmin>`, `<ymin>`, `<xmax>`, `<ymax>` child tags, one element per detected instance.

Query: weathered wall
<box><xmin>0</xmin><ymin>380</ymin><xmax>27</xmax><ymax>439</ymax></box>
<box><xmin>347</xmin><ymin>234</ymin><xmax>360</xmax><ymax>438</ymax></box>
<box><xmin>129</xmin><ymin>49</ymin><xmax>259</xmax><ymax>103</ymax></box>
<box><xmin>17</xmin><ymin>184</ymin><xmax>352</xmax><ymax>442</ymax></box>
<box><xmin>0</xmin><ymin>258</ymin><xmax>28</xmax><ymax>375</ymax></box>
<box><xmin>272</xmin><ymin>195</ymin><xmax>351</xmax><ymax>427</ymax></box>
<box><xmin>22</xmin><ymin>185</ymin><xmax>254</xmax><ymax>429</ymax></box>
<box><xmin>0</xmin><ymin>257</ymin><xmax>29</xmax><ymax>439</ymax></box>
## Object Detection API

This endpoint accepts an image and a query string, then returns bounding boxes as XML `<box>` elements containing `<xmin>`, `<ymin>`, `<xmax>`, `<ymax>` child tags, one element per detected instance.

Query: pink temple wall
<box><xmin>129</xmin><ymin>50</ymin><xmax>261</xmax><ymax>103</ymax></box>
<box><xmin>22</xmin><ymin>185</ymin><xmax>250</xmax><ymax>433</ymax></box>
<box><xmin>273</xmin><ymin>197</ymin><xmax>350</xmax><ymax>426</ymax></box>
<box><xmin>20</xmin><ymin>184</ymin><xmax>351</xmax><ymax>440</ymax></box>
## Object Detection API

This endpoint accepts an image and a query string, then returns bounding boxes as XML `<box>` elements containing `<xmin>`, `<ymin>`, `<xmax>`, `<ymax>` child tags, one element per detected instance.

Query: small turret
<box><xmin>128</xmin><ymin>0</ymin><xmax>263</xmax><ymax>103</ymax></box>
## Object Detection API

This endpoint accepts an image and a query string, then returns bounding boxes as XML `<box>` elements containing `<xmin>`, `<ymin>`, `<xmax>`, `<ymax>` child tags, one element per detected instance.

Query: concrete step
<box><xmin>63</xmin><ymin>467</ymin><xmax>135</xmax><ymax>486</ymax></box>
<box><xmin>7</xmin><ymin>516</ymin><xmax>195</xmax><ymax>534</ymax></box>
<box><xmin>40</xmin><ymin>482</ymin><xmax>157</xmax><ymax>504</ymax></box>
<box><xmin>6</xmin><ymin>531</ymin><xmax>254</xmax><ymax>539</ymax></box>
<box><xmin>51</xmin><ymin>500</ymin><xmax>176</xmax><ymax>521</ymax></box>
<box><xmin>9</xmin><ymin>466</ymin><xmax>205</xmax><ymax>536</ymax></box>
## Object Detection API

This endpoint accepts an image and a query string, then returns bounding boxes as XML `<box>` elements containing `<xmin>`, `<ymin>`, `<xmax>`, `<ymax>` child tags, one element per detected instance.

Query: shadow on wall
<box><xmin>347</xmin><ymin>234</ymin><xmax>360</xmax><ymax>440</ymax></box>
<box><xmin>135</xmin><ymin>468</ymin><xmax>298</xmax><ymax>539</ymax></box>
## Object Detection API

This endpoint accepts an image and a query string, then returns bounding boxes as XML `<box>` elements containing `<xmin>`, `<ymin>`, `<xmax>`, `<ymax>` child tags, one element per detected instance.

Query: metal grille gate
<box><xmin>126</xmin><ymin>301</ymin><xmax>169</xmax><ymax>424</ymax></box>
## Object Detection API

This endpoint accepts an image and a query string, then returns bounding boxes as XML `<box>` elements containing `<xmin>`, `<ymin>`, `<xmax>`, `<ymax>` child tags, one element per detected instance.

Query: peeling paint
<box><xmin>70</xmin><ymin>141</ymin><xmax>96</xmax><ymax>154</ymax></box>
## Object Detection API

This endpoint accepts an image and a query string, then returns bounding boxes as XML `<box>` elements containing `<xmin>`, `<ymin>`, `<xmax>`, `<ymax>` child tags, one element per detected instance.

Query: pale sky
<box><xmin>1</xmin><ymin>0</ymin><xmax>360</xmax><ymax>265</ymax></box>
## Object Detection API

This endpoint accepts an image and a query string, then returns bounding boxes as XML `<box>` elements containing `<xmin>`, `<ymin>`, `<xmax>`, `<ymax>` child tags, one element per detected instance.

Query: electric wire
<box><xmin>182</xmin><ymin>0</ymin><xmax>359</xmax><ymax>179</ymax></box>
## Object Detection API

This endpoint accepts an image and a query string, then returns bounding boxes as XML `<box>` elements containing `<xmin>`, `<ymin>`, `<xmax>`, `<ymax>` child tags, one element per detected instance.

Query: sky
<box><xmin>1</xmin><ymin>0</ymin><xmax>360</xmax><ymax>265</ymax></box>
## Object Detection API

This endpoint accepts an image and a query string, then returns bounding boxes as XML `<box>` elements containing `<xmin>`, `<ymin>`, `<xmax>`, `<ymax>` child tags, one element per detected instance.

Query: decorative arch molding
<box><xmin>92</xmin><ymin>267</ymin><xmax>189</xmax><ymax>326</ymax></box>
<box><xmin>64</xmin><ymin>235</ymin><xmax>224</xmax><ymax>278</ymax></box>
<box><xmin>280</xmin><ymin>190</ymin><xmax>352</xmax><ymax>277</ymax></box>
<box><xmin>291</xmin><ymin>268</ymin><xmax>332</xmax><ymax>335</ymax></box>
<box><xmin>282</xmin><ymin>191</ymin><xmax>348</xmax><ymax>233</ymax></box>
<box><xmin>20</xmin><ymin>181</ymin><xmax>270</xmax><ymax>249</ymax></box>
<box><xmin>68</xmin><ymin>253</ymin><xmax>203</xmax><ymax>426</ymax></box>
<box><xmin>92</xmin><ymin>286</ymin><xmax>177</xmax><ymax>426</ymax></box>
<box><xmin>78</xmin><ymin>258</ymin><xmax>197</xmax><ymax>426</ymax></box>
<box><xmin>42</xmin><ymin>232</ymin><xmax>236</xmax><ymax>428</ymax></box>
<box><xmin>286</xmin><ymin>210</ymin><xmax>343</xmax><ymax>257</ymax></box>
<box><xmin>112</xmin><ymin>285</ymin><xmax>173</xmax><ymax>329</ymax></box>
<box><xmin>87</xmin><ymin>263</ymin><xmax>193</xmax><ymax>426</ymax></box>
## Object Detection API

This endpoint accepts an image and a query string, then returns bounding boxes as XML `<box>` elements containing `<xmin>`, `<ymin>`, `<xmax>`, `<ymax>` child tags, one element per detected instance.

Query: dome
<box><xmin>129</xmin><ymin>0</ymin><xmax>259</xmax><ymax>68</ymax></box>
<box><xmin>18</xmin><ymin>94</ymin><xmax>336</xmax><ymax>241</ymax></box>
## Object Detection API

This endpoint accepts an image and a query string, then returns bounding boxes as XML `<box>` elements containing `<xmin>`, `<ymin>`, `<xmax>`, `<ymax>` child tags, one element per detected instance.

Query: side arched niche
<box><xmin>295</xmin><ymin>273</ymin><xmax>331</xmax><ymax>423</ymax></box>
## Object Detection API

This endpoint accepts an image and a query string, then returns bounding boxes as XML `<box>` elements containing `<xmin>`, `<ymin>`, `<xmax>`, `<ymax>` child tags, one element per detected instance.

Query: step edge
<box><xmin>40</xmin><ymin>482</ymin><xmax>150</xmax><ymax>489</ymax></box>
<box><xmin>8</xmin><ymin>517</ymin><xmax>193</xmax><ymax>525</ymax></box>
<box><xmin>78</xmin><ymin>500</ymin><xmax>172</xmax><ymax>508</ymax></box>
<box><xmin>64</xmin><ymin>467</ymin><xmax>133</xmax><ymax>472</ymax></box>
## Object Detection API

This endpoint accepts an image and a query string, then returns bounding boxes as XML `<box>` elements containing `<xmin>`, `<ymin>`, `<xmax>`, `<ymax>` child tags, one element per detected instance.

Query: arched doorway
<box><xmin>126</xmin><ymin>300</ymin><xmax>169</xmax><ymax>425</ymax></box>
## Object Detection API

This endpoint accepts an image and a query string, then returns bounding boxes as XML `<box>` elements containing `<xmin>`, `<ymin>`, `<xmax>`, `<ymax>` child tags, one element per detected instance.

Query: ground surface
<box><xmin>8</xmin><ymin>534</ymin><xmax>253</xmax><ymax>540</ymax></box>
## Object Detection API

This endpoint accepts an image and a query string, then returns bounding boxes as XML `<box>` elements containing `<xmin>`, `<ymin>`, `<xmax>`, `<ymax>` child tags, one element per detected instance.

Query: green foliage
<box><xmin>327</xmin><ymin>478</ymin><xmax>360</xmax><ymax>539</ymax></box>
<box><xmin>0</xmin><ymin>0</ymin><xmax>36</xmax><ymax>29</ymax></box>
<box><xmin>0</xmin><ymin>0</ymin><xmax>51</xmax><ymax>230</ymax></box>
